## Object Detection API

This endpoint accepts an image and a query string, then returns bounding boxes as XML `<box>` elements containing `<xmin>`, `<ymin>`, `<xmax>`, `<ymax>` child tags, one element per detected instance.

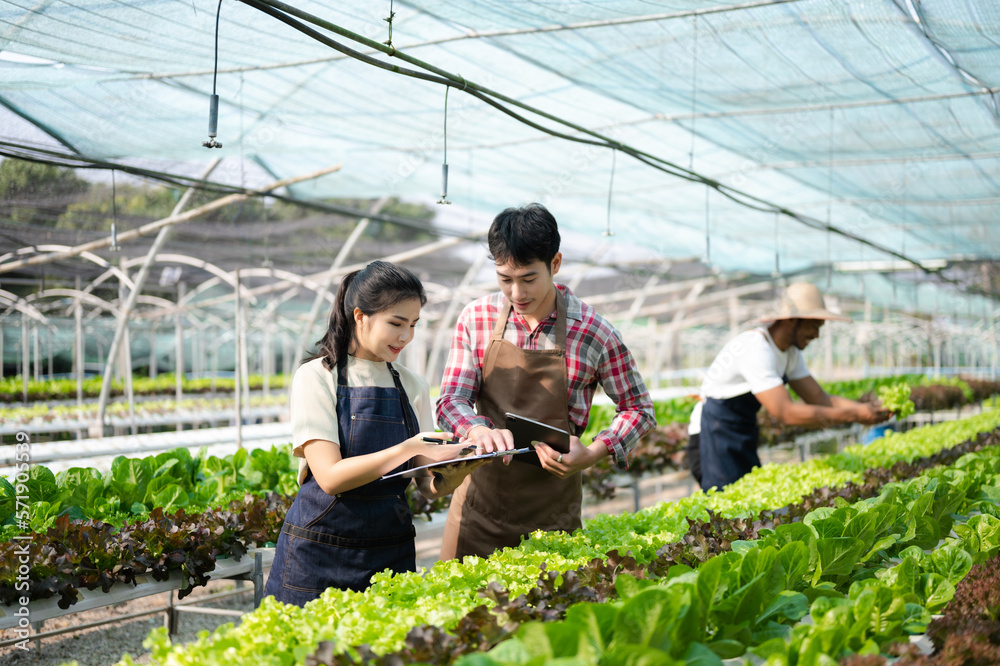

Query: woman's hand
<box><xmin>406</xmin><ymin>431</ymin><xmax>474</xmax><ymax>463</ymax></box>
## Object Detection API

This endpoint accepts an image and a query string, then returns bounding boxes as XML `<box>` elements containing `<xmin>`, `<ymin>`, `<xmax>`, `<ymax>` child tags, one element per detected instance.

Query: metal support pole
<box><xmin>211</xmin><ymin>329</ymin><xmax>218</xmax><ymax>392</ymax></box>
<box><xmin>252</xmin><ymin>551</ymin><xmax>264</xmax><ymax>608</ymax></box>
<box><xmin>47</xmin><ymin>327</ymin><xmax>53</xmax><ymax>378</ymax></box>
<box><xmin>176</xmin><ymin>282</ymin><xmax>185</xmax><ymax>431</ymax></box>
<box><xmin>235</xmin><ymin>271</ymin><xmax>243</xmax><ymax>449</ymax></box>
<box><xmin>32</xmin><ymin>325</ymin><xmax>39</xmax><ymax>380</ymax></box>
<box><xmin>165</xmin><ymin>590</ymin><xmax>178</xmax><ymax>635</ymax></box>
<box><xmin>241</xmin><ymin>307</ymin><xmax>250</xmax><ymax>415</ymax></box>
<box><xmin>124</xmin><ymin>326</ymin><xmax>136</xmax><ymax>436</ymax></box>
<box><xmin>118</xmin><ymin>259</ymin><xmax>137</xmax><ymax>435</ymax></box>
<box><xmin>263</xmin><ymin>316</ymin><xmax>272</xmax><ymax>398</ymax></box>
<box><xmin>21</xmin><ymin>314</ymin><xmax>28</xmax><ymax>403</ymax></box>
<box><xmin>75</xmin><ymin>276</ymin><xmax>83</xmax><ymax>406</ymax></box>
<box><xmin>150</xmin><ymin>324</ymin><xmax>158</xmax><ymax>379</ymax></box>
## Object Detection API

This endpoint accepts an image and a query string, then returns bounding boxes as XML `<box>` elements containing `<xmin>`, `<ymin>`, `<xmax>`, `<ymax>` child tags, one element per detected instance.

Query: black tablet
<box><xmin>504</xmin><ymin>412</ymin><xmax>571</xmax><ymax>454</ymax></box>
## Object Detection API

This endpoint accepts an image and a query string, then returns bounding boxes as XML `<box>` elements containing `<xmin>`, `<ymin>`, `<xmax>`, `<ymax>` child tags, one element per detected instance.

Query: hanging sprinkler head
<box><xmin>202</xmin><ymin>94</ymin><xmax>223</xmax><ymax>149</ymax></box>
<box><xmin>110</xmin><ymin>221</ymin><xmax>120</xmax><ymax>252</ymax></box>
<box><xmin>437</xmin><ymin>163</ymin><xmax>451</xmax><ymax>205</ymax></box>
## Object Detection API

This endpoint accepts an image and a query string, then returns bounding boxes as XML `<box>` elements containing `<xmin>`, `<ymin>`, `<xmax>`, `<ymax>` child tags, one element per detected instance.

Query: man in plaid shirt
<box><xmin>436</xmin><ymin>203</ymin><xmax>655</xmax><ymax>560</ymax></box>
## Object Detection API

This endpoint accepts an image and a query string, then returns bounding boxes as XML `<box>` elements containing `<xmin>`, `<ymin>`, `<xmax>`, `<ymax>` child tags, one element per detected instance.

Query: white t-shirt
<box><xmin>290</xmin><ymin>356</ymin><xmax>434</xmax><ymax>484</ymax></box>
<box><xmin>688</xmin><ymin>327</ymin><xmax>810</xmax><ymax>435</ymax></box>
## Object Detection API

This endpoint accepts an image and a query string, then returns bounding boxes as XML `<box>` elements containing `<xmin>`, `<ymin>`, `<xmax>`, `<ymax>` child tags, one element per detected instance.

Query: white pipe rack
<box><xmin>0</xmin><ymin>421</ymin><xmax>293</xmax><ymax>476</ymax></box>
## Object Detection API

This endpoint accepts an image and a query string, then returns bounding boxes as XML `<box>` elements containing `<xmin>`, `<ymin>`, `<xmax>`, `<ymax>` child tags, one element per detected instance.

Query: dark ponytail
<box><xmin>310</xmin><ymin>261</ymin><xmax>426</xmax><ymax>370</ymax></box>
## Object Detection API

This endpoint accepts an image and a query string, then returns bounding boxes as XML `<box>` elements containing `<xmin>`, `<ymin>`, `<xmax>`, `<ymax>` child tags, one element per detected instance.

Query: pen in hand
<box><xmin>421</xmin><ymin>436</ymin><xmax>462</xmax><ymax>444</ymax></box>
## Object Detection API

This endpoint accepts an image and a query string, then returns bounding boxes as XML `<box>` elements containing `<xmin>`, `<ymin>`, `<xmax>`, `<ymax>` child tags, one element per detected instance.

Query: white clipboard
<box><xmin>380</xmin><ymin>447</ymin><xmax>533</xmax><ymax>480</ymax></box>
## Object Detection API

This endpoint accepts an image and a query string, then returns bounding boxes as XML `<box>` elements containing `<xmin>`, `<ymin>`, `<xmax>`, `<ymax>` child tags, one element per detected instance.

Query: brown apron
<box><xmin>440</xmin><ymin>290</ymin><xmax>583</xmax><ymax>561</ymax></box>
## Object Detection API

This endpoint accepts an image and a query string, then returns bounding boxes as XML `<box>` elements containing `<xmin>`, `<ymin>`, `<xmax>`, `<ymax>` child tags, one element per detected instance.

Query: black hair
<box><xmin>487</xmin><ymin>203</ymin><xmax>561</xmax><ymax>269</ymax></box>
<box><xmin>311</xmin><ymin>260</ymin><xmax>426</xmax><ymax>370</ymax></box>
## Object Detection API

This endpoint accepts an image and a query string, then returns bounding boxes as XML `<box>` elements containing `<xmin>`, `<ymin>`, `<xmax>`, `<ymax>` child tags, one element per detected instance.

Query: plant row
<box><xmin>0</xmin><ymin>446</ymin><xmax>300</xmax><ymax>541</ymax></box>
<box><xmin>0</xmin><ymin>372</ymin><xmax>290</xmax><ymax>403</ymax></box>
<box><xmin>5</xmin><ymin>372</ymin><xmax>992</xmax><ymax>411</ymax></box>
<box><xmin>5</xmin><ymin>389</ymin><xmax>997</xmax><ymax>548</ymax></box>
<box><xmin>580</xmin><ymin>380</ymin><xmax>1000</xmax><ymax>503</ymax></box>
<box><xmin>125</xmin><ymin>408</ymin><xmax>1000</xmax><ymax>666</ymax></box>
<box><xmin>0</xmin><ymin>492</ymin><xmax>291</xmax><ymax>609</ymax></box>
<box><xmin>445</xmin><ymin>475</ymin><xmax>1000</xmax><ymax>666</ymax></box>
<box><xmin>0</xmin><ymin>393</ymin><xmax>286</xmax><ymax>428</ymax></box>
<box><xmin>296</xmin><ymin>428</ymin><xmax>1000</xmax><ymax>666</ymax></box>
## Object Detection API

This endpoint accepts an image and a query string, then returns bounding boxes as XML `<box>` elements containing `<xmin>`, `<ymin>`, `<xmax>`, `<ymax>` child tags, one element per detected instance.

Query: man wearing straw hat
<box><xmin>688</xmin><ymin>282</ymin><xmax>891</xmax><ymax>491</ymax></box>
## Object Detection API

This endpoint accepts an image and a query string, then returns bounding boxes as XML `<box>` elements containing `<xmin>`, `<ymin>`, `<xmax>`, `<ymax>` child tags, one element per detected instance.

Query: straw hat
<box><xmin>761</xmin><ymin>282</ymin><xmax>850</xmax><ymax>322</ymax></box>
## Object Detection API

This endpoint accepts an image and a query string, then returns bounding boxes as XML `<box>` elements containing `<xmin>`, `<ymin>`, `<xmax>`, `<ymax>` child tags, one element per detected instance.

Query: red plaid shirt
<box><xmin>436</xmin><ymin>285</ymin><xmax>655</xmax><ymax>470</ymax></box>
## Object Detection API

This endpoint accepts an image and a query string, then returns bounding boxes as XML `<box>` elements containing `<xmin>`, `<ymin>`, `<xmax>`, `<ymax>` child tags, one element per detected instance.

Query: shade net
<box><xmin>0</xmin><ymin>0</ymin><xmax>997</xmax><ymax>296</ymax></box>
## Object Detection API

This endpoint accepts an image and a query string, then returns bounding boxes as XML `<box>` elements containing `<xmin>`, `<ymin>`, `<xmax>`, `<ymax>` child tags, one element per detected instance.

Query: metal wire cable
<box><xmin>212</xmin><ymin>0</ymin><xmax>223</xmax><ymax>96</ymax></box>
<box><xmin>235</xmin><ymin>0</ymin><xmax>952</xmax><ymax>280</ymax></box>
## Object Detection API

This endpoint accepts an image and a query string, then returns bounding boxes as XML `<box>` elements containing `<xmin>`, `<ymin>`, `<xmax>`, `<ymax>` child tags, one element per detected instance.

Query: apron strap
<box><xmin>553</xmin><ymin>288</ymin><xmax>567</xmax><ymax>351</ymax></box>
<box><xmin>491</xmin><ymin>299</ymin><xmax>512</xmax><ymax>342</ymax></box>
<box><xmin>386</xmin><ymin>362</ymin><xmax>419</xmax><ymax>438</ymax></box>
<box><xmin>336</xmin><ymin>355</ymin><xmax>349</xmax><ymax>386</ymax></box>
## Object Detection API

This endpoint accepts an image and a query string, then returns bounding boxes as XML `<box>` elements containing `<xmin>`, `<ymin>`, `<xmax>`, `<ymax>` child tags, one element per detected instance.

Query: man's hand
<box><xmin>466</xmin><ymin>425</ymin><xmax>516</xmax><ymax>465</ymax></box>
<box><xmin>535</xmin><ymin>436</ymin><xmax>603</xmax><ymax>478</ymax></box>
<box><xmin>430</xmin><ymin>457</ymin><xmax>490</xmax><ymax>495</ymax></box>
<box><xmin>854</xmin><ymin>403</ymin><xmax>892</xmax><ymax>426</ymax></box>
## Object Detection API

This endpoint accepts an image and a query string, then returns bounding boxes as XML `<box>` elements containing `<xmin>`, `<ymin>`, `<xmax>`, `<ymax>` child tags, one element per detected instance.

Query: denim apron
<box><xmin>264</xmin><ymin>357</ymin><xmax>419</xmax><ymax>606</ymax></box>
<box><xmin>698</xmin><ymin>374</ymin><xmax>788</xmax><ymax>491</ymax></box>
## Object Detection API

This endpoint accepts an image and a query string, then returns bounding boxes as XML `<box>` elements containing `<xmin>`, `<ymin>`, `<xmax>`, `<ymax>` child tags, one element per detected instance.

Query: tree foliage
<box><xmin>0</xmin><ymin>158</ymin><xmax>437</xmax><ymax>241</ymax></box>
<box><xmin>0</xmin><ymin>158</ymin><xmax>90</xmax><ymax>225</ymax></box>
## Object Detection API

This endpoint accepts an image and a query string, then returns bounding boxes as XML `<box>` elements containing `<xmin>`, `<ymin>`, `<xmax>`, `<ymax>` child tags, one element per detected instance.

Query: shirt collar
<box><xmin>558</xmin><ymin>284</ymin><xmax>583</xmax><ymax>322</ymax></box>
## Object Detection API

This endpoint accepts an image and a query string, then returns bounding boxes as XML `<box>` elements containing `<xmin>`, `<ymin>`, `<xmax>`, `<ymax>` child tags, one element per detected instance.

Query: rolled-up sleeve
<box><xmin>436</xmin><ymin>312</ymin><xmax>494</xmax><ymax>436</ymax></box>
<box><xmin>591</xmin><ymin>330</ymin><xmax>656</xmax><ymax>470</ymax></box>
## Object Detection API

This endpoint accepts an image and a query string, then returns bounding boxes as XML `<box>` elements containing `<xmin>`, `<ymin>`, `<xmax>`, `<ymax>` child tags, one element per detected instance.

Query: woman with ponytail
<box><xmin>264</xmin><ymin>261</ymin><xmax>480</xmax><ymax>606</ymax></box>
